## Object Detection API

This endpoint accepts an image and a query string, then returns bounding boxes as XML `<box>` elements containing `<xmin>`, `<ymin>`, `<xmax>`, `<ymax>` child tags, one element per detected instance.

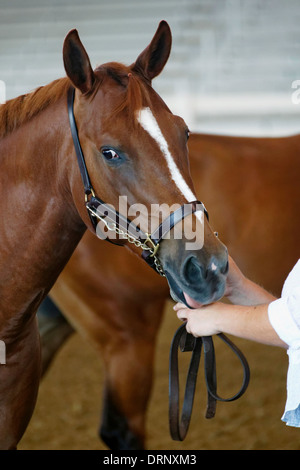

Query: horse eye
<box><xmin>102</xmin><ymin>148</ymin><xmax>120</xmax><ymax>160</ymax></box>
<box><xmin>186</xmin><ymin>129</ymin><xmax>190</xmax><ymax>141</ymax></box>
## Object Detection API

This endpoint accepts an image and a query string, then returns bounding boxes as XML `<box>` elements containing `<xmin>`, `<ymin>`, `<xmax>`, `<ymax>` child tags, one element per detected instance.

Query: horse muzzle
<box><xmin>161</xmin><ymin>238</ymin><xmax>229</xmax><ymax>307</ymax></box>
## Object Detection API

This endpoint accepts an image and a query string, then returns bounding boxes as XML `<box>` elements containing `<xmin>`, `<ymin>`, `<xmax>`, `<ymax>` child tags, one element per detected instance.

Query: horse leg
<box><xmin>49</xmin><ymin>270</ymin><xmax>166</xmax><ymax>450</ymax></box>
<box><xmin>99</xmin><ymin>300</ymin><xmax>165</xmax><ymax>450</ymax></box>
<box><xmin>0</xmin><ymin>315</ymin><xmax>41</xmax><ymax>449</ymax></box>
<box><xmin>37</xmin><ymin>296</ymin><xmax>74</xmax><ymax>376</ymax></box>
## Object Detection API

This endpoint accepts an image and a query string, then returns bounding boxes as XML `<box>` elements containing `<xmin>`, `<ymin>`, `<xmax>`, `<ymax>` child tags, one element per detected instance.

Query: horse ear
<box><xmin>63</xmin><ymin>29</ymin><xmax>95</xmax><ymax>94</ymax></box>
<box><xmin>133</xmin><ymin>21</ymin><xmax>172</xmax><ymax>81</ymax></box>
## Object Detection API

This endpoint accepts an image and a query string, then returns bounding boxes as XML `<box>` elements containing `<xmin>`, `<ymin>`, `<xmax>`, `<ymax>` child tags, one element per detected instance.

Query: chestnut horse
<box><xmin>0</xmin><ymin>22</ymin><xmax>229</xmax><ymax>449</ymax></box>
<box><xmin>39</xmin><ymin>130</ymin><xmax>300</xmax><ymax>450</ymax></box>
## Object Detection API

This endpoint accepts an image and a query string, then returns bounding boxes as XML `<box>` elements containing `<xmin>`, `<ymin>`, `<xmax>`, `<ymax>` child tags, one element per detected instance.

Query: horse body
<box><xmin>189</xmin><ymin>132</ymin><xmax>300</xmax><ymax>295</ymax></box>
<box><xmin>0</xmin><ymin>82</ymin><xmax>84</xmax><ymax>312</ymax></box>
<box><xmin>46</xmin><ymin>131</ymin><xmax>300</xmax><ymax>449</ymax></box>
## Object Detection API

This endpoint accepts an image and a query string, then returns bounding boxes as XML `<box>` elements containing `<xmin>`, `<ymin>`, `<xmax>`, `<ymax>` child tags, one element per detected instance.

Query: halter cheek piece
<box><xmin>67</xmin><ymin>86</ymin><xmax>250</xmax><ymax>441</ymax></box>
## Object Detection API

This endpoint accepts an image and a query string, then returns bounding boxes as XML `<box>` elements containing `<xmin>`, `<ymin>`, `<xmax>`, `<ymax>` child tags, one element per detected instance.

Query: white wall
<box><xmin>1</xmin><ymin>0</ymin><xmax>300</xmax><ymax>136</ymax></box>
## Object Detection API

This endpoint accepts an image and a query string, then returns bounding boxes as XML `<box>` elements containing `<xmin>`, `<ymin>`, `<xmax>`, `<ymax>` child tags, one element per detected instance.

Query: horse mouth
<box><xmin>165</xmin><ymin>269</ymin><xmax>224</xmax><ymax>309</ymax></box>
<box><xmin>165</xmin><ymin>270</ymin><xmax>189</xmax><ymax>306</ymax></box>
<box><xmin>165</xmin><ymin>270</ymin><xmax>203</xmax><ymax>308</ymax></box>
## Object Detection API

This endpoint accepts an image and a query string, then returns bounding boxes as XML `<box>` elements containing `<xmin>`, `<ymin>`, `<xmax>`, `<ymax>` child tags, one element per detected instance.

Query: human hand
<box><xmin>173</xmin><ymin>302</ymin><xmax>227</xmax><ymax>337</ymax></box>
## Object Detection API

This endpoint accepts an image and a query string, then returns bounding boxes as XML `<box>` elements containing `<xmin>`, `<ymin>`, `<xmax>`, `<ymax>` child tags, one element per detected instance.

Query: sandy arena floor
<box><xmin>19</xmin><ymin>302</ymin><xmax>300</xmax><ymax>450</ymax></box>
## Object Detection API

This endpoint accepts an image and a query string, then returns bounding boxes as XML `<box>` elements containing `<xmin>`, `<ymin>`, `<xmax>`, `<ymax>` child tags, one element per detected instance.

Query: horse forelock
<box><xmin>0</xmin><ymin>78</ymin><xmax>70</xmax><ymax>139</ymax></box>
<box><xmin>95</xmin><ymin>63</ymin><xmax>152</xmax><ymax>128</ymax></box>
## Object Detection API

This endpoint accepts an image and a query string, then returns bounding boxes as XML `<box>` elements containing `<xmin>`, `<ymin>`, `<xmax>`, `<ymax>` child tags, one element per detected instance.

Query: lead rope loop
<box><xmin>169</xmin><ymin>323</ymin><xmax>250</xmax><ymax>441</ymax></box>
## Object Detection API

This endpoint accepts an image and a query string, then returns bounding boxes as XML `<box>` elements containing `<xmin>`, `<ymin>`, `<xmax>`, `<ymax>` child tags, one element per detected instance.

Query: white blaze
<box><xmin>211</xmin><ymin>262</ymin><xmax>217</xmax><ymax>271</ymax></box>
<box><xmin>137</xmin><ymin>107</ymin><xmax>195</xmax><ymax>202</ymax></box>
<box><xmin>136</xmin><ymin>107</ymin><xmax>203</xmax><ymax>223</ymax></box>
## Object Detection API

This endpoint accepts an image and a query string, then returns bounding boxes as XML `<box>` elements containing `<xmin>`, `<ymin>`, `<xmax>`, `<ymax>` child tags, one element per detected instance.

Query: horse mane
<box><xmin>0</xmin><ymin>63</ymin><xmax>151</xmax><ymax>140</ymax></box>
<box><xmin>0</xmin><ymin>77</ymin><xmax>70</xmax><ymax>139</ymax></box>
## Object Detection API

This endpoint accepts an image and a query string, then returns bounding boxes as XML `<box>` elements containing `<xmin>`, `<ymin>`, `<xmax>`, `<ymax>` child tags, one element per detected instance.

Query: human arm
<box><xmin>175</xmin><ymin>257</ymin><xmax>300</xmax><ymax>428</ymax></box>
<box><xmin>173</xmin><ymin>255</ymin><xmax>287</xmax><ymax>348</ymax></box>
<box><xmin>224</xmin><ymin>256</ymin><xmax>276</xmax><ymax>305</ymax></box>
<box><xmin>174</xmin><ymin>301</ymin><xmax>287</xmax><ymax>348</ymax></box>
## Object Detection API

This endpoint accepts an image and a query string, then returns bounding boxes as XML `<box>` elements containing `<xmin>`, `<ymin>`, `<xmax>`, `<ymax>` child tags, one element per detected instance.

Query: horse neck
<box><xmin>0</xmin><ymin>94</ymin><xmax>86</xmax><ymax>315</ymax></box>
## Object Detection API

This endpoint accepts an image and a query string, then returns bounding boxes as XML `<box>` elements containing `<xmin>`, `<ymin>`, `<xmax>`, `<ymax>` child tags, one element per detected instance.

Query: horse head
<box><xmin>63</xmin><ymin>21</ymin><xmax>228</xmax><ymax>307</ymax></box>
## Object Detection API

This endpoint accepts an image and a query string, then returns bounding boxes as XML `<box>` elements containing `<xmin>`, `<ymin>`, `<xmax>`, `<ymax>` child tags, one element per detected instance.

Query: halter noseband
<box><xmin>67</xmin><ymin>86</ymin><xmax>208</xmax><ymax>276</ymax></box>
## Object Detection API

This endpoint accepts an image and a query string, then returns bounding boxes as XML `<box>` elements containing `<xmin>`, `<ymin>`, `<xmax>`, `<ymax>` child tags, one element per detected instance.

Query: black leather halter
<box><xmin>67</xmin><ymin>86</ymin><xmax>250</xmax><ymax>441</ymax></box>
<box><xmin>67</xmin><ymin>86</ymin><xmax>208</xmax><ymax>275</ymax></box>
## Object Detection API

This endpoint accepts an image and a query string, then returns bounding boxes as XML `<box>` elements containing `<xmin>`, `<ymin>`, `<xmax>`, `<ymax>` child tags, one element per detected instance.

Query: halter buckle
<box><xmin>144</xmin><ymin>234</ymin><xmax>160</xmax><ymax>257</ymax></box>
<box><xmin>84</xmin><ymin>187</ymin><xmax>96</xmax><ymax>203</ymax></box>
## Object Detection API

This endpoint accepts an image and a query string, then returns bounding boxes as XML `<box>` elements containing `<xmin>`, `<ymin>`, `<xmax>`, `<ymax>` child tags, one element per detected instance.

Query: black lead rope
<box><xmin>169</xmin><ymin>323</ymin><xmax>250</xmax><ymax>441</ymax></box>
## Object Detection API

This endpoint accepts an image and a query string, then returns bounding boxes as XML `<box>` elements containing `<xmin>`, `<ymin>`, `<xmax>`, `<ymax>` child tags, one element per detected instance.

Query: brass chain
<box><xmin>87</xmin><ymin>206</ymin><xmax>165</xmax><ymax>277</ymax></box>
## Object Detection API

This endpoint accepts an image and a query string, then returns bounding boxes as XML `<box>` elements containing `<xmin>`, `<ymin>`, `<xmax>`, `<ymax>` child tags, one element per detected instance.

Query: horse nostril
<box><xmin>183</xmin><ymin>256</ymin><xmax>204</xmax><ymax>284</ymax></box>
<box><xmin>221</xmin><ymin>260</ymin><xmax>229</xmax><ymax>275</ymax></box>
<box><xmin>209</xmin><ymin>257</ymin><xmax>228</xmax><ymax>276</ymax></box>
<box><xmin>183</xmin><ymin>256</ymin><xmax>228</xmax><ymax>286</ymax></box>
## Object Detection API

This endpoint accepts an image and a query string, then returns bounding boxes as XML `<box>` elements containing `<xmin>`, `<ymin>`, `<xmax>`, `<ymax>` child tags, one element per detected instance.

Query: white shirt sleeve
<box><xmin>268</xmin><ymin>259</ymin><xmax>300</xmax><ymax>427</ymax></box>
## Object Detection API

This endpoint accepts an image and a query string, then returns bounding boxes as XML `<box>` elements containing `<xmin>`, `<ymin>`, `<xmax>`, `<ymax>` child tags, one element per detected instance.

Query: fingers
<box><xmin>173</xmin><ymin>303</ymin><xmax>191</xmax><ymax>323</ymax></box>
<box><xmin>176</xmin><ymin>310</ymin><xmax>187</xmax><ymax>322</ymax></box>
<box><xmin>173</xmin><ymin>302</ymin><xmax>186</xmax><ymax>312</ymax></box>
<box><xmin>173</xmin><ymin>302</ymin><xmax>220</xmax><ymax>337</ymax></box>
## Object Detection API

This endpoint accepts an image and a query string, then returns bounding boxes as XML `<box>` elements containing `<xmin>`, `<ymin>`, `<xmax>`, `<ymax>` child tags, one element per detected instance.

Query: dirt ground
<box><xmin>19</xmin><ymin>302</ymin><xmax>300</xmax><ymax>450</ymax></box>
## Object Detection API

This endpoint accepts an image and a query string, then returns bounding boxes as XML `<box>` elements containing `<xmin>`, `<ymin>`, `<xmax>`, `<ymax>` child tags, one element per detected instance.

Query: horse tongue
<box><xmin>183</xmin><ymin>292</ymin><xmax>203</xmax><ymax>309</ymax></box>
